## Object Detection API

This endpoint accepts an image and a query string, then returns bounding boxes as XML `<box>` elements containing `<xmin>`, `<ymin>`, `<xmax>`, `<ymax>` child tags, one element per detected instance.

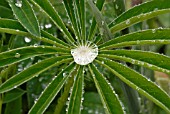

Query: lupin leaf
<box><xmin>96</xmin><ymin>57</ymin><xmax>170</xmax><ymax>113</ymax></box>
<box><xmin>67</xmin><ymin>66</ymin><xmax>84</xmax><ymax>114</ymax></box>
<box><xmin>30</xmin><ymin>0</ymin><xmax>76</xmax><ymax>46</ymax></box>
<box><xmin>7</xmin><ymin>0</ymin><xmax>40</xmax><ymax>37</ymax></box>
<box><xmin>100</xmin><ymin>50</ymin><xmax>170</xmax><ymax>75</ymax></box>
<box><xmin>29</xmin><ymin>62</ymin><xmax>76</xmax><ymax>114</ymax></box>
<box><xmin>99</xmin><ymin>29</ymin><xmax>170</xmax><ymax>49</ymax></box>
<box><xmin>0</xmin><ymin>56</ymin><xmax>73</xmax><ymax>93</ymax></box>
<box><xmin>109</xmin><ymin>0</ymin><xmax>170</xmax><ymax>34</ymax></box>
<box><xmin>88</xmin><ymin>63</ymin><xmax>124</xmax><ymax>114</ymax></box>
<box><xmin>0</xmin><ymin>46</ymin><xmax>70</xmax><ymax>68</ymax></box>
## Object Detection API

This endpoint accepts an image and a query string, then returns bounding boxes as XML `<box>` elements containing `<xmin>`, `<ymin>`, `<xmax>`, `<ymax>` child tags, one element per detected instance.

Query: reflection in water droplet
<box><xmin>71</xmin><ymin>42</ymin><xmax>98</xmax><ymax>65</ymax></box>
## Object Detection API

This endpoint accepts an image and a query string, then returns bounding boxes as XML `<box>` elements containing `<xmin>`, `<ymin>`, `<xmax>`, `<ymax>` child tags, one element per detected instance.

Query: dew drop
<box><xmin>15</xmin><ymin>53</ymin><xmax>20</xmax><ymax>58</ymax></box>
<box><xmin>126</xmin><ymin>19</ymin><xmax>130</xmax><ymax>25</ymax></box>
<box><xmin>45</xmin><ymin>24</ymin><xmax>52</xmax><ymax>29</ymax></box>
<box><xmin>24</xmin><ymin>37</ymin><xmax>31</xmax><ymax>43</ymax></box>
<box><xmin>152</xmin><ymin>29</ymin><xmax>156</xmax><ymax>33</ymax></box>
<box><xmin>34</xmin><ymin>44</ymin><xmax>38</xmax><ymax>47</ymax></box>
<box><xmin>15</xmin><ymin>0</ymin><xmax>22</xmax><ymax>8</ymax></box>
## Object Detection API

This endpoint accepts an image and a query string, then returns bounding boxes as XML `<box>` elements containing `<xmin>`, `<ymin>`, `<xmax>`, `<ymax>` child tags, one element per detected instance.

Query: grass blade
<box><xmin>99</xmin><ymin>29</ymin><xmax>170</xmax><ymax>49</ymax></box>
<box><xmin>0</xmin><ymin>56</ymin><xmax>72</xmax><ymax>93</ymax></box>
<box><xmin>7</xmin><ymin>0</ymin><xmax>40</xmax><ymax>37</ymax></box>
<box><xmin>96</xmin><ymin>57</ymin><xmax>170</xmax><ymax>113</ymax></box>
<box><xmin>67</xmin><ymin>66</ymin><xmax>84</xmax><ymax>114</ymax></box>
<box><xmin>29</xmin><ymin>62</ymin><xmax>76</xmax><ymax>114</ymax></box>
<box><xmin>0</xmin><ymin>46</ymin><xmax>70</xmax><ymax>68</ymax></box>
<box><xmin>31</xmin><ymin>0</ymin><xmax>75</xmax><ymax>46</ymax></box>
<box><xmin>109</xmin><ymin>0</ymin><xmax>170</xmax><ymax>34</ymax></box>
<box><xmin>88</xmin><ymin>63</ymin><xmax>124</xmax><ymax>114</ymax></box>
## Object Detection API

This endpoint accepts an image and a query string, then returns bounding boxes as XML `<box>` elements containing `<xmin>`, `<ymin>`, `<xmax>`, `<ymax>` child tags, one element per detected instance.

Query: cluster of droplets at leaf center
<box><xmin>71</xmin><ymin>42</ymin><xmax>98</xmax><ymax>65</ymax></box>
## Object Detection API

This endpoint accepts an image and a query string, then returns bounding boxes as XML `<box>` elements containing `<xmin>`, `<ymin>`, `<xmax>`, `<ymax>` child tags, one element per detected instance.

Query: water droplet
<box><xmin>15</xmin><ymin>53</ymin><xmax>20</xmax><ymax>58</ymax></box>
<box><xmin>45</xmin><ymin>24</ymin><xmax>52</xmax><ymax>29</ymax></box>
<box><xmin>126</xmin><ymin>19</ymin><xmax>130</xmax><ymax>25</ymax></box>
<box><xmin>152</xmin><ymin>29</ymin><xmax>156</xmax><ymax>33</ymax></box>
<box><xmin>15</xmin><ymin>0</ymin><xmax>22</xmax><ymax>7</ymax></box>
<box><xmin>101</xmin><ymin>21</ymin><xmax>104</xmax><ymax>25</ymax></box>
<box><xmin>34</xmin><ymin>44</ymin><xmax>38</xmax><ymax>47</ymax></box>
<box><xmin>71</xmin><ymin>42</ymin><xmax>98</xmax><ymax>65</ymax></box>
<box><xmin>24</xmin><ymin>37</ymin><xmax>31</xmax><ymax>43</ymax></box>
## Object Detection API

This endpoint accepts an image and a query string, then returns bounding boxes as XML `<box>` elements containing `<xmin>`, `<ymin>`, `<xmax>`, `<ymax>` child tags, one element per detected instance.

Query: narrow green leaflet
<box><xmin>0</xmin><ymin>56</ymin><xmax>73</xmax><ymax>93</ymax></box>
<box><xmin>41</xmin><ymin>30</ymin><xmax>70</xmax><ymax>48</ymax></box>
<box><xmin>109</xmin><ymin>0</ymin><xmax>170</xmax><ymax>34</ymax></box>
<box><xmin>67</xmin><ymin>66</ymin><xmax>84</xmax><ymax>114</ymax></box>
<box><xmin>0</xmin><ymin>0</ymin><xmax>13</xmax><ymax>18</ymax></box>
<box><xmin>29</xmin><ymin>62</ymin><xmax>76</xmax><ymax>114</ymax></box>
<box><xmin>88</xmin><ymin>0</ymin><xmax>105</xmax><ymax>41</ymax></box>
<box><xmin>96</xmin><ymin>57</ymin><xmax>170</xmax><ymax>113</ymax></box>
<box><xmin>0</xmin><ymin>46</ymin><xmax>70</xmax><ymax>68</ymax></box>
<box><xmin>88</xmin><ymin>63</ymin><xmax>124</xmax><ymax>114</ymax></box>
<box><xmin>75</xmin><ymin>0</ymin><xmax>86</xmax><ymax>41</ymax></box>
<box><xmin>63</xmin><ymin>0</ymin><xmax>81</xmax><ymax>41</ymax></box>
<box><xmin>100</xmin><ymin>50</ymin><xmax>170</xmax><ymax>75</ymax></box>
<box><xmin>0</xmin><ymin>19</ymin><xmax>68</xmax><ymax>48</ymax></box>
<box><xmin>99</xmin><ymin>29</ymin><xmax>170</xmax><ymax>49</ymax></box>
<box><xmin>3</xmin><ymin>88</ymin><xmax>25</xmax><ymax>103</ymax></box>
<box><xmin>88</xmin><ymin>0</ymin><xmax>112</xmax><ymax>41</ymax></box>
<box><xmin>30</xmin><ymin>0</ymin><xmax>75</xmax><ymax>45</ymax></box>
<box><xmin>7</xmin><ymin>0</ymin><xmax>40</xmax><ymax>37</ymax></box>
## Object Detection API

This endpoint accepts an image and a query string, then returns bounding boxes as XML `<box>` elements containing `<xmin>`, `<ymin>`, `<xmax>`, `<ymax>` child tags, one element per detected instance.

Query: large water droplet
<box><xmin>15</xmin><ymin>0</ymin><xmax>22</xmax><ymax>8</ymax></box>
<box><xmin>71</xmin><ymin>42</ymin><xmax>98</xmax><ymax>65</ymax></box>
<box><xmin>126</xmin><ymin>19</ymin><xmax>130</xmax><ymax>25</ymax></box>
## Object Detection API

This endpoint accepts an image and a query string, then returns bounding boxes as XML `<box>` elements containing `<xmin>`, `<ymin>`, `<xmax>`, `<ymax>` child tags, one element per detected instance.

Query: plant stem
<box><xmin>54</xmin><ymin>65</ymin><xmax>79</xmax><ymax>114</ymax></box>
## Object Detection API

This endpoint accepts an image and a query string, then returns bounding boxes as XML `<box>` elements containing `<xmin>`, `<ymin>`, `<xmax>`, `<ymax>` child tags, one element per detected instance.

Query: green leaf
<box><xmin>7</xmin><ymin>0</ymin><xmax>40</xmax><ymax>37</ymax></box>
<box><xmin>88</xmin><ymin>0</ymin><xmax>105</xmax><ymax>41</ymax></box>
<box><xmin>4</xmin><ymin>97</ymin><xmax>22</xmax><ymax>114</ymax></box>
<box><xmin>0</xmin><ymin>0</ymin><xmax>13</xmax><ymax>18</ymax></box>
<box><xmin>88</xmin><ymin>0</ymin><xmax>112</xmax><ymax>41</ymax></box>
<box><xmin>0</xmin><ymin>46</ymin><xmax>70</xmax><ymax>68</ymax></box>
<box><xmin>96</xmin><ymin>57</ymin><xmax>170</xmax><ymax>113</ymax></box>
<box><xmin>0</xmin><ymin>56</ymin><xmax>73</xmax><ymax>93</ymax></box>
<box><xmin>30</xmin><ymin>0</ymin><xmax>75</xmax><ymax>45</ymax></box>
<box><xmin>109</xmin><ymin>0</ymin><xmax>170</xmax><ymax>34</ymax></box>
<box><xmin>67</xmin><ymin>66</ymin><xmax>84</xmax><ymax>114</ymax></box>
<box><xmin>3</xmin><ymin>88</ymin><xmax>25</xmax><ymax>103</ymax></box>
<box><xmin>0</xmin><ymin>18</ymin><xmax>68</xmax><ymax>48</ymax></box>
<box><xmin>100</xmin><ymin>50</ymin><xmax>170</xmax><ymax>75</ymax></box>
<box><xmin>75</xmin><ymin>0</ymin><xmax>86</xmax><ymax>42</ymax></box>
<box><xmin>63</xmin><ymin>0</ymin><xmax>81</xmax><ymax>41</ymax></box>
<box><xmin>88</xmin><ymin>63</ymin><xmax>124</xmax><ymax>114</ymax></box>
<box><xmin>99</xmin><ymin>29</ymin><xmax>170</xmax><ymax>49</ymax></box>
<box><xmin>29</xmin><ymin>62</ymin><xmax>76</xmax><ymax>114</ymax></box>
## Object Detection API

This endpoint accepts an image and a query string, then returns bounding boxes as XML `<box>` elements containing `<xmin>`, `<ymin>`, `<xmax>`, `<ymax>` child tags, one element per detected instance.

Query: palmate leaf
<box><xmin>0</xmin><ymin>46</ymin><xmax>70</xmax><ymax>68</ymax></box>
<box><xmin>0</xmin><ymin>18</ymin><xmax>68</xmax><ymax>48</ymax></box>
<box><xmin>88</xmin><ymin>63</ymin><xmax>124</xmax><ymax>114</ymax></box>
<box><xmin>67</xmin><ymin>66</ymin><xmax>84</xmax><ymax>114</ymax></box>
<box><xmin>7</xmin><ymin>0</ymin><xmax>40</xmax><ymax>37</ymax></box>
<box><xmin>0</xmin><ymin>56</ymin><xmax>73</xmax><ymax>93</ymax></box>
<box><xmin>100</xmin><ymin>50</ymin><xmax>170</xmax><ymax>75</ymax></box>
<box><xmin>30</xmin><ymin>0</ymin><xmax>75</xmax><ymax>46</ymax></box>
<box><xmin>96</xmin><ymin>58</ymin><xmax>170</xmax><ymax>113</ymax></box>
<box><xmin>99</xmin><ymin>29</ymin><xmax>170</xmax><ymax>49</ymax></box>
<box><xmin>109</xmin><ymin>0</ymin><xmax>170</xmax><ymax>34</ymax></box>
<box><xmin>29</xmin><ymin>62</ymin><xmax>76</xmax><ymax>114</ymax></box>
